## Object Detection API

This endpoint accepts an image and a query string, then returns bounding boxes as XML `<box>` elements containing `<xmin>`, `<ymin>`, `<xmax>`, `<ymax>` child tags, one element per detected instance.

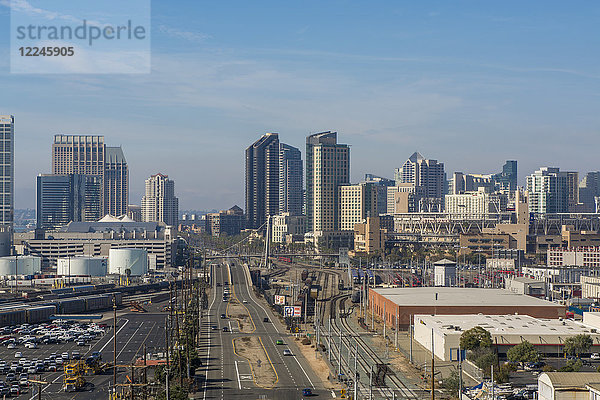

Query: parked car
<box><xmin>591</xmin><ymin>353</ymin><xmax>600</xmax><ymax>360</ymax></box>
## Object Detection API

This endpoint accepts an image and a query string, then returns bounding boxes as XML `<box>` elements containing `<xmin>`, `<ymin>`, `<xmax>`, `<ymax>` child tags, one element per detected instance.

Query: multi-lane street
<box><xmin>199</xmin><ymin>261</ymin><xmax>325</xmax><ymax>399</ymax></box>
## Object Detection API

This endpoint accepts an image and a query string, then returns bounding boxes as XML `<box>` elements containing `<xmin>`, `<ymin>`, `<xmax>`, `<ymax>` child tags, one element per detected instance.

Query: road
<box><xmin>199</xmin><ymin>260</ymin><xmax>326</xmax><ymax>399</ymax></box>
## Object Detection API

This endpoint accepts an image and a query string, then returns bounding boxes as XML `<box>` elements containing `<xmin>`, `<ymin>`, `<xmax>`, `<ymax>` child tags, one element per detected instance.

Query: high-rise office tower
<box><xmin>394</xmin><ymin>152</ymin><xmax>445</xmax><ymax>199</ymax></box>
<box><xmin>52</xmin><ymin>135</ymin><xmax>128</xmax><ymax>216</ymax></box>
<box><xmin>104</xmin><ymin>147</ymin><xmax>128</xmax><ymax>216</ymax></box>
<box><xmin>579</xmin><ymin>172</ymin><xmax>600</xmax><ymax>212</ymax></box>
<box><xmin>493</xmin><ymin>160</ymin><xmax>517</xmax><ymax>191</ymax></box>
<box><xmin>141</xmin><ymin>174</ymin><xmax>179</xmax><ymax>226</ymax></box>
<box><xmin>363</xmin><ymin>174</ymin><xmax>395</xmax><ymax>215</ymax></box>
<box><xmin>0</xmin><ymin>116</ymin><xmax>14</xmax><ymax>228</ymax></box>
<box><xmin>36</xmin><ymin>174</ymin><xmax>102</xmax><ymax>230</ymax></box>
<box><xmin>306</xmin><ymin>131</ymin><xmax>350</xmax><ymax>232</ymax></box>
<box><xmin>245</xmin><ymin>133</ymin><xmax>280</xmax><ymax>230</ymax></box>
<box><xmin>526</xmin><ymin>167</ymin><xmax>569</xmax><ymax>214</ymax></box>
<box><xmin>52</xmin><ymin>135</ymin><xmax>105</xmax><ymax>175</ymax></box>
<box><xmin>565</xmin><ymin>171</ymin><xmax>579</xmax><ymax>212</ymax></box>
<box><xmin>279</xmin><ymin>143</ymin><xmax>303</xmax><ymax>216</ymax></box>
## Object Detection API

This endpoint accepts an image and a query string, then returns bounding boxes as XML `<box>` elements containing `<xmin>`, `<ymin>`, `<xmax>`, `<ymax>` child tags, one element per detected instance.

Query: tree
<box><xmin>564</xmin><ymin>334</ymin><xmax>594</xmax><ymax>357</ymax></box>
<box><xmin>507</xmin><ymin>341</ymin><xmax>540</xmax><ymax>367</ymax></box>
<box><xmin>559</xmin><ymin>359</ymin><xmax>583</xmax><ymax>372</ymax></box>
<box><xmin>460</xmin><ymin>326</ymin><xmax>493</xmax><ymax>351</ymax></box>
<box><xmin>443</xmin><ymin>370</ymin><xmax>460</xmax><ymax>398</ymax></box>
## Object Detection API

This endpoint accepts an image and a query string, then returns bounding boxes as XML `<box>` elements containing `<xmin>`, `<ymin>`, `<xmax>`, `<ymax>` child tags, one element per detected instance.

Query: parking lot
<box><xmin>0</xmin><ymin>320</ymin><xmax>108</xmax><ymax>397</ymax></box>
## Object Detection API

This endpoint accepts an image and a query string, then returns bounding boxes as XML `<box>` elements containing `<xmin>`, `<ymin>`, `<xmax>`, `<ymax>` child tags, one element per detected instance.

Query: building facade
<box><xmin>445</xmin><ymin>187</ymin><xmax>507</xmax><ymax>218</ymax></box>
<box><xmin>245</xmin><ymin>133</ymin><xmax>280</xmax><ymax>230</ymax></box>
<box><xmin>526</xmin><ymin>167</ymin><xmax>569</xmax><ymax>214</ymax></box>
<box><xmin>141</xmin><ymin>174</ymin><xmax>179</xmax><ymax>226</ymax></box>
<box><xmin>278</xmin><ymin>143</ymin><xmax>303</xmax><ymax>216</ymax></box>
<box><xmin>14</xmin><ymin>220</ymin><xmax>176</xmax><ymax>271</ymax></box>
<box><xmin>205</xmin><ymin>206</ymin><xmax>245</xmax><ymax>237</ymax></box>
<box><xmin>36</xmin><ymin>174</ymin><xmax>102</xmax><ymax>230</ymax></box>
<box><xmin>104</xmin><ymin>147</ymin><xmax>128</xmax><ymax>216</ymax></box>
<box><xmin>0</xmin><ymin>115</ymin><xmax>14</xmax><ymax>230</ymax></box>
<box><xmin>271</xmin><ymin>213</ymin><xmax>305</xmax><ymax>243</ymax></box>
<box><xmin>394</xmin><ymin>152</ymin><xmax>445</xmax><ymax>201</ymax></box>
<box><xmin>339</xmin><ymin>182</ymin><xmax>378</xmax><ymax>231</ymax></box>
<box><xmin>579</xmin><ymin>172</ymin><xmax>600</xmax><ymax>212</ymax></box>
<box><xmin>52</xmin><ymin>135</ymin><xmax>128</xmax><ymax>217</ymax></box>
<box><xmin>305</xmin><ymin>131</ymin><xmax>350</xmax><ymax>232</ymax></box>
<box><xmin>493</xmin><ymin>160</ymin><xmax>517</xmax><ymax>192</ymax></box>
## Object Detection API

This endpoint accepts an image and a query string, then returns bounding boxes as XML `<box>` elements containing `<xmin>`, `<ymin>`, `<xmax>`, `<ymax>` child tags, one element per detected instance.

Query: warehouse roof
<box><xmin>541</xmin><ymin>372</ymin><xmax>600</xmax><ymax>389</ymax></box>
<box><xmin>506</xmin><ymin>276</ymin><xmax>545</xmax><ymax>284</ymax></box>
<box><xmin>372</xmin><ymin>287</ymin><xmax>558</xmax><ymax>307</ymax></box>
<box><xmin>415</xmin><ymin>314</ymin><xmax>600</xmax><ymax>338</ymax></box>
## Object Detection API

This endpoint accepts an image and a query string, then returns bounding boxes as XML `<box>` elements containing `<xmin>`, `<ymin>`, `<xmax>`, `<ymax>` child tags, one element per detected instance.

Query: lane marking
<box><xmin>99</xmin><ymin>318</ymin><xmax>130</xmax><ymax>352</ymax></box>
<box><xmin>234</xmin><ymin>360</ymin><xmax>241</xmax><ymax>390</ymax></box>
<box><xmin>116</xmin><ymin>322</ymin><xmax>143</xmax><ymax>359</ymax></box>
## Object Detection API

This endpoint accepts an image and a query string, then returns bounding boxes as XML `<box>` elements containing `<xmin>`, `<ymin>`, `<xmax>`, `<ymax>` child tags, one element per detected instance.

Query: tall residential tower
<box><xmin>279</xmin><ymin>143</ymin><xmax>303</xmax><ymax>216</ymax></box>
<box><xmin>0</xmin><ymin>116</ymin><xmax>14</xmax><ymax>228</ymax></box>
<box><xmin>141</xmin><ymin>174</ymin><xmax>179</xmax><ymax>226</ymax></box>
<box><xmin>245</xmin><ymin>133</ymin><xmax>281</xmax><ymax>230</ymax></box>
<box><xmin>306</xmin><ymin>131</ymin><xmax>350</xmax><ymax>232</ymax></box>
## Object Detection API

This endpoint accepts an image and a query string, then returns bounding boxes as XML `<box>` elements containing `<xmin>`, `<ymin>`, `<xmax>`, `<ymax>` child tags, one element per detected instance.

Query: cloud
<box><xmin>158</xmin><ymin>25</ymin><xmax>210</xmax><ymax>43</ymax></box>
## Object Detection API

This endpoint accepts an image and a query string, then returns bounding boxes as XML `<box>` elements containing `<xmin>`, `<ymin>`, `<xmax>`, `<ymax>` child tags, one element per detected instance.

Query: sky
<box><xmin>1</xmin><ymin>1</ymin><xmax>600</xmax><ymax>210</ymax></box>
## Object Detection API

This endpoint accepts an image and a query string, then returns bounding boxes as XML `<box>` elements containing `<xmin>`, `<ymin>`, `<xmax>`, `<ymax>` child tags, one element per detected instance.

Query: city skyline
<box><xmin>1</xmin><ymin>2</ymin><xmax>600</xmax><ymax>210</ymax></box>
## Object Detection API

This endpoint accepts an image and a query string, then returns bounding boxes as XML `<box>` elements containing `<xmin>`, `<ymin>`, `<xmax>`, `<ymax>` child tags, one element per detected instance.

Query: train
<box><xmin>351</xmin><ymin>269</ymin><xmax>375</xmax><ymax>284</ymax></box>
<box><xmin>0</xmin><ymin>292</ymin><xmax>126</xmax><ymax>327</ymax></box>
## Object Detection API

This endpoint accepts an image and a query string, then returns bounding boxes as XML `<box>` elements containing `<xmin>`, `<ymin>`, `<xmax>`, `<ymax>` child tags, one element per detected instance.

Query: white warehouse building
<box><xmin>0</xmin><ymin>256</ymin><xmax>42</xmax><ymax>277</ymax></box>
<box><xmin>414</xmin><ymin>313</ymin><xmax>600</xmax><ymax>362</ymax></box>
<box><xmin>57</xmin><ymin>256</ymin><xmax>107</xmax><ymax>277</ymax></box>
<box><xmin>108</xmin><ymin>248</ymin><xmax>148</xmax><ymax>276</ymax></box>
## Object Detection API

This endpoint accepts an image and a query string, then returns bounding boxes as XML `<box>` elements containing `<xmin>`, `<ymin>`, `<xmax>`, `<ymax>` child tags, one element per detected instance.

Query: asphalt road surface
<box><xmin>199</xmin><ymin>261</ymin><xmax>326</xmax><ymax>399</ymax></box>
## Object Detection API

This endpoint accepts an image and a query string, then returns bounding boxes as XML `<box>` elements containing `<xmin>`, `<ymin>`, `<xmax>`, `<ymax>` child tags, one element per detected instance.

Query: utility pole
<box><xmin>166</xmin><ymin>316</ymin><xmax>170</xmax><ymax>400</ymax></box>
<box><xmin>458</xmin><ymin>344</ymin><xmax>462</xmax><ymax>400</ymax></box>
<box><xmin>395</xmin><ymin>308</ymin><xmax>399</xmax><ymax>349</ymax></box>
<box><xmin>143</xmin><ymin>344</ymin><xmax>147</xmax><ymax>400</ymax></box>
<box><xmin>383</xmin><ymin>302</ymin><xmax>386</xmax><ymax>338</ymax></box>
<box><xmin>328</xmin><ymin>318</ymin><xmax>331</xmax><ymax>361</ymax></box>
<box><xmin>354</xmin><ymin>344</ymin><xmax>358</xmax><ymax>400</ymax></box>
<box><xmin>113</xmin><ymin>296</ymin><xmax>117</xmax><ymax>387</ymax></box>
<box><xmin>431</xmin><ymin>329</ymin><xmax>435</xmax><ymax>400</ymax></box>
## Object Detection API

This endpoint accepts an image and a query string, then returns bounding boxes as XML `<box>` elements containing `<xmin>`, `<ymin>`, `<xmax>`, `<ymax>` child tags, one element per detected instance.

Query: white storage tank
<box><xmin>0</xmin><ymin>256</ymin><xmax>42</xmax><ymax>277</ymax></box>
<box><xmin>57</xmin><ymin>256</ymin><xmax>107</xmax><ymax>277</ymax></box>
<box><xmin>109</xmin><ymin>248</ymin><xmax>148</xmax><ymax>276</ymax></box>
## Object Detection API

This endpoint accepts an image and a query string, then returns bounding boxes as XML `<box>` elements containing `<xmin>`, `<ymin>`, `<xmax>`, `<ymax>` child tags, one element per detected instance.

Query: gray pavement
<box><xmin>198</xmin><ymin>261</ymin><xmax>328</xmax><ymax>399</ymax></box>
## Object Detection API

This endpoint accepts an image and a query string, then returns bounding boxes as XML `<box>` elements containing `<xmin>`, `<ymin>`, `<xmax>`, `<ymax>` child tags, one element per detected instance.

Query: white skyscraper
<box><xmin>0</xmin><ymin>116</ymin><xmax>14</xmax><ymax>227</ymax></box>
<box><xmin>141</xmin><ymin>174</ymin><xmax>179</xmax><ymax>226</ymax></box>
<box><xmin>526</xmin><ymin>167</ymin><xmax>569</xmax><ymax>214</ymax></box>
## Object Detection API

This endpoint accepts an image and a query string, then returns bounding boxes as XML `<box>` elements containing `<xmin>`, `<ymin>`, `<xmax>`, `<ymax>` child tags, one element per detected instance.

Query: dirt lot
<box><xmin>227</xmin><ymin>299</ymin><xmax>255</xmax><ymax>333</ymax></box>
<box><xmin>234</xmin><ymin>336</ymin><xmax>278</xmax><ymax>388</ymax></box>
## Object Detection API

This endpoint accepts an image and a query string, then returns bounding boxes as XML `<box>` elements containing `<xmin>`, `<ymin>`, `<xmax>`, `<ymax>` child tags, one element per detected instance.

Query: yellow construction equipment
<box><xmin>63</xmin><ymin>361</ymin><xmax>86</xmax><ymax>392</ymax></box>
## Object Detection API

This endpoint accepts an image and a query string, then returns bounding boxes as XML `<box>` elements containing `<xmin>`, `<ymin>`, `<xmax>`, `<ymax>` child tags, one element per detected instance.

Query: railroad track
<box><xmin>325</xmin><ymin>293</ymin><xmax>423</xmax><ymax>399</ymax></box>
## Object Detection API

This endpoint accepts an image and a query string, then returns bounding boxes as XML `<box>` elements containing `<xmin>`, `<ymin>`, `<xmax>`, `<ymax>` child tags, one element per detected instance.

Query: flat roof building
<box><xmin>369</xmin><ymin>287</ymin><xmax>566</xmax><ymax>329</ymax></box>
<box><xmin>415</xmin><ymin>314</ymin><xmax>600</xmax><ymax>361</ymax></box>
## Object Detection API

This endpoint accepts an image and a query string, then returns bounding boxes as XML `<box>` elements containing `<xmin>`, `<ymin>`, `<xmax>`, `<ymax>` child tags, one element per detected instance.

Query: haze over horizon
<box><xmin>1</xmin><ymin>1</ymin><xmax>599</xmax><ymax>210</ymax></box>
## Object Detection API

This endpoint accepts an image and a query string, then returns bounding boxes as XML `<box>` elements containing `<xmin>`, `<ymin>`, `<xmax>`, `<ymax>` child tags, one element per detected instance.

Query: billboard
<box><xmin>284</xmin><ymin>306</ymin><xmax>302</xmax><ymax>318</ymax></box>
<box><xmin>275</xmin><ymin>295</ymin><xmax>286</xmax><ymax>305</ymax></box>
